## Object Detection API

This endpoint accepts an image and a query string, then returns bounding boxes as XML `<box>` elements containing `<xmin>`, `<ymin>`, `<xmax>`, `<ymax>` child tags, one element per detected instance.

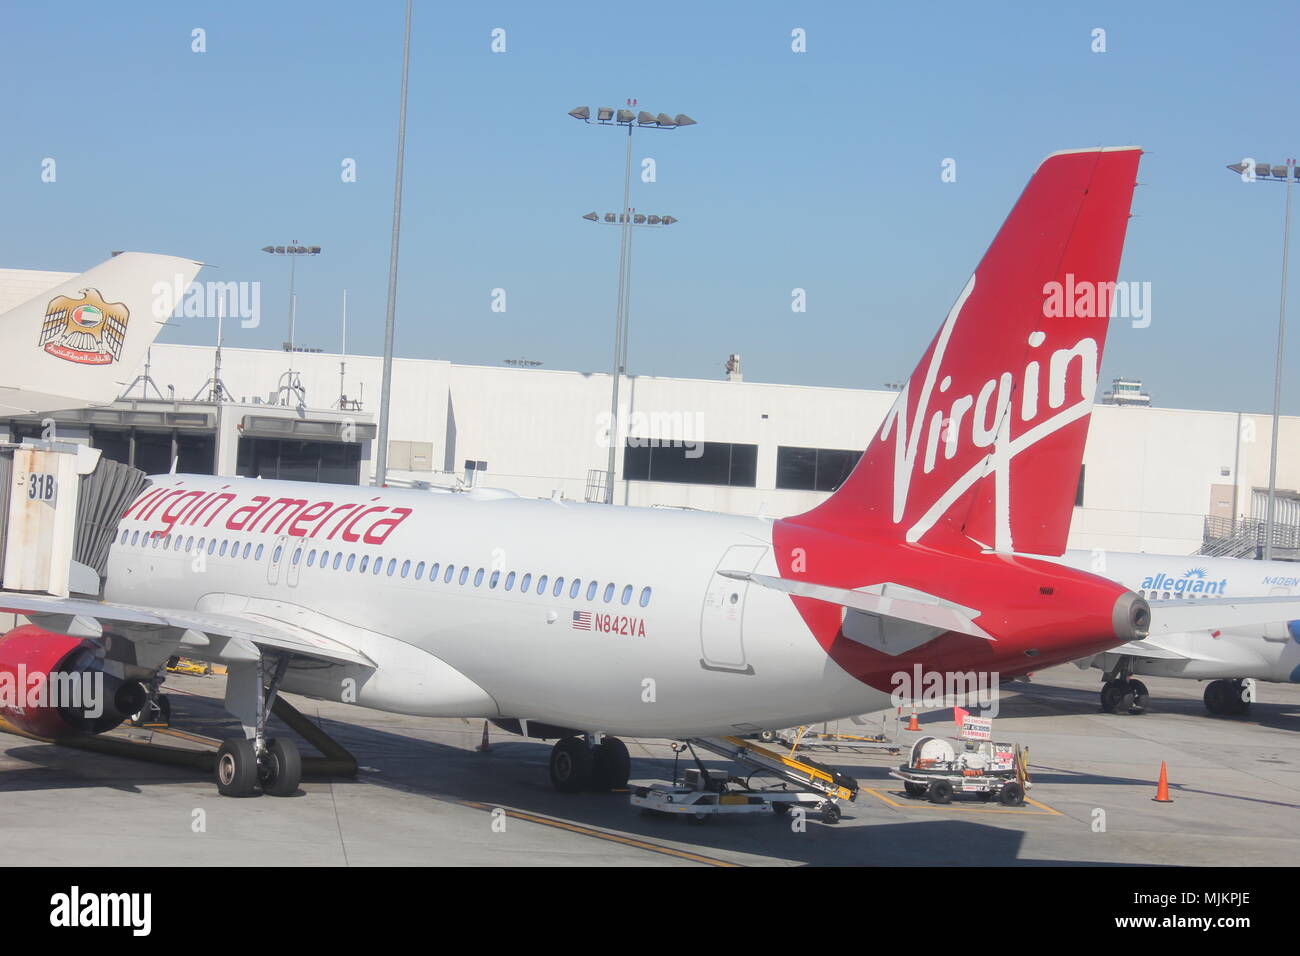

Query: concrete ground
<box><xmin>0</xmin><ymin>663</ymin><xmax>1297</xmax><ymax>867</ymax></box>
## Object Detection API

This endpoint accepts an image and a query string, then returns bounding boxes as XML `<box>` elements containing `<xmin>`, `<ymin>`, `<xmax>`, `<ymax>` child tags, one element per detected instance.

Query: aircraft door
<box><xmin>700</xmin><ymin>544</ymin><xmax>766</xmax><ymax>673</ymax></box>
<box><xmin>286</xmin><ymin>540</ymin><xmax>303</xmax><ymax>587</ymax></box>
<box><xmin>266</xmin><ymin>535</ymin><xmax>289</xmax><ymax>585</ymax></box>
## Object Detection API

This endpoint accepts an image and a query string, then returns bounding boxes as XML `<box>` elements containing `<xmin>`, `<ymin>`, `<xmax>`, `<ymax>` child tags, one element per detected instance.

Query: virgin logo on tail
<box><xmin>793</xmin><ymin>147</ymin><xmax>1141</xmax><ymax>557</ymax></box>
<box><xmin>880</xmin><ymin>273</ymin><xmax>1099</xmax><ymax>550</ymax></box>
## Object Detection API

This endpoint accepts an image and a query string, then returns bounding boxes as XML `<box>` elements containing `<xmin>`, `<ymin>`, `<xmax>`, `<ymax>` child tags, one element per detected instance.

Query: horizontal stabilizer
<box><xmin>1108</xmin><ymin>639</ymin><xmax>1189</xmax><ymax>661</ymax></box>
<box><xmin>718</xmin><ymin>570</ymin><xmax>994</xmax><ymax>641</ymax></box>
<box><xmin>1147</xmin><ymin>596</ymin><xmax>1300</xmax><ymax>637</ymax></box>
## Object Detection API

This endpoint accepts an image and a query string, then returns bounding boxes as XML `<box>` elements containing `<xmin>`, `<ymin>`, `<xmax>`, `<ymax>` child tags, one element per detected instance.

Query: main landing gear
<box><xmin>1203</xmin><ymin>678</ymin><xmax>1252</xmax><ymax>717</ymax></box>
<box><xmin>1100</xmin><ymin>677</ymin><xmax>1150</xmax><ymax>714</ymax></box>
<box><xmin>549</xmin><ymin>734</ymin><xmax>631</xmax><ymax>793</ymax></box>
<box><xmin>214</xmin><ymin>653</ymin><xmax>302</xmax><ymax>797</ymax></box>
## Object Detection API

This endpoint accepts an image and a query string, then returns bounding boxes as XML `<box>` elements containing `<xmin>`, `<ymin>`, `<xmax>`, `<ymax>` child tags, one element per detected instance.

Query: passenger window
<box><xmin>603</xmin><ymin>583</ymin><xmax>615</xmax><ymax>603</ymax></box>
<box><xmin>521</xmin><ymin>573</ymin><xmax>532</xmax><ymax>592</ymax></box>
<box><xmin>489</xmin><ymin>570</ymin><xmax>500</xmax><ymax>589</ymax></box>
<box><xmin>414</xmin><ymin>561</ymin><xmax>424</xmax><ymax>578</ymax></box>
<box><xmin>474</xmin><ymin>568</ymin><xmax>485</xmax><ymax>587</ymax></box>
<box><xmin>445</xmin><ymin>565</ymin><xmax>456</xmax><ymax>583</ymax></box>
<box><xmin>505</xmin><ymin>571</ymin><xmax>516</xmax><ymax>590</ymax></box>
<box><xmin>373</xmin><ymin>557</ymin><xmax>384</xmax><ymax>575</ymax></box>
<box><xmin>537</xmin><ymin>574</ymin><xmax>549</xmax><ymax>594</ymax></box>
<box><xmin>587</xmin><ymin>581</ymin><xmax>598</xmax><ymax>601</ymax></box>
<box><xmin>255</xmin><ymin>544</ymin><xmax>264</xmax><ymax>560</ymax></box>
<box><xmin>243</xmin><ymin>543</ymin><xmax>252</xmax><ymax>559</ymax></box>
<box><xmin>333</xmin><ymin>552</ymin><xmax>343</xmax><ymax>570</ymax></box>
<box><xmin>185</xmin><ymin>536</ymin><xmax>194</xmax><ymax>552</ymax></box>
<box><xmin>639</xmin><ymin>586</ymin><xmax>652</xmax><ymax>607</ymax></box>
<box><xmin>457</xmin><ymin>567</ymin><xmax>468</xmax><ymax>585</ymax></box>
<box><xmin>320</xmin><ymin>549</ymin><xmax>329</xmax><ymax>567</ymax></box>
<box><xmin>553</xmin><ymin>577</ymin><xmax>565</xmax><ymax>597</ymax></box>
<box><xmin>570</xmin><ymin>579</ymin><xmax>581</xmax><ymax>599</ymax></box>
<box><xmin>359</xmin><ymin>555</ymin><xmax>369</xmax><ymax>572</ymax></box>
<box><xmin>220</xmin><ymin>541</ymin><xmax>228</xmax><ymax>557</ymax></box>
<box><xmin>131</xmin><ymin>530</ymin><xmax>140</xmax><ymax>546</ymax></box>
<box><xmin>307</xmin><ymin>550</ymin><xmax>316</xmax><ymax>567</ymax></box>
<box><xmin>621</xmin><ymin>585</ymin><xmax>632</xmax><ymax>605</ymax></box>
<box><xmin>173</xmin><ymin>536</ymin><xmax>182</xmax><ymax>551</ymax></box>
<box><xmin>292</xmin><ymin>548</ymin><xmax>302</xmax><ymax>565</ymax></box>
<box><xmin>346</xmin><ymin>554</ymin><xmax>356</xmax><ymax>571</ymax></box>
<box><xmin>387</xmin><ymin>559</ymin><xmax>397</xmax><ymax>577</ymax></box>
<box><xmin>208</xmin><ymin>539</ymin><xmax>217</xmax><ymax>555</ymax></box>
<box><xmin>428</xmin><ymin>562</ymin><xmax>439</xmax><ymax>580</ymax></box>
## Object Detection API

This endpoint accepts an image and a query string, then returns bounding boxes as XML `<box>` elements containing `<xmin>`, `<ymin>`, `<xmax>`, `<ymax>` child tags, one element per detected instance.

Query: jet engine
<box><xmin>0</xmin><ymin>625</ymin><xmax>147</xmax><ymax>738</ymax></box>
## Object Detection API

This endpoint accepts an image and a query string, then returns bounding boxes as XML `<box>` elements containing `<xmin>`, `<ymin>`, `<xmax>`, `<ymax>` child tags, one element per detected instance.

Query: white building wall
<box><xmin>3</xmin><ymin>269</ymin><xmax>1297</xmax><ymax>558</ymax></box>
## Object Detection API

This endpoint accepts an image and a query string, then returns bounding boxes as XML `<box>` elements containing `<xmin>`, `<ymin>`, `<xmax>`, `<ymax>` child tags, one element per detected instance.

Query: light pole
<box><xmin>374</xmin><ymin>0</ymin><xmax>413</xmax><ymax>488</ymax></box>
<box><xmin>570</xmin><ymin>103</ymin><xmax>696</xmax><ymax>504</ymax></box>
<box><xmin>1226</xmin><ymin>157</ymin><xmax>1295</xmax><ymax>559</ymax></box>
<box><xmin>261</xmin><ymin>242</ymin><xmax>321</xmax><ymax>389</ymax></box>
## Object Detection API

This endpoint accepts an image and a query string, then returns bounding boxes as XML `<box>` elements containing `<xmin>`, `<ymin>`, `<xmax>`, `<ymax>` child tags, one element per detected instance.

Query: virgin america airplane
<box><xmin>7</xmin><ymin>147</ymin><xmax>1273</xmax><ymax>800</ymax></box>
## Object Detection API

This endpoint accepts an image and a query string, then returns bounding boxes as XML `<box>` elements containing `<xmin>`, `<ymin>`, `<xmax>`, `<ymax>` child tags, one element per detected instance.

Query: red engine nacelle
<box><xmin>0</xmin><ymin>625</ymin><xmax>147</xmax><ymax>738</ymax></box>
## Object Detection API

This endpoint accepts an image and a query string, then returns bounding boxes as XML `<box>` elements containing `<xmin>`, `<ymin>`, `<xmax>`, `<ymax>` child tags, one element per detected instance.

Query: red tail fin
<box><xmin>793</xmin><ymin>147</ymin><xmax>1142</xmax><ymax>555</ymax></box>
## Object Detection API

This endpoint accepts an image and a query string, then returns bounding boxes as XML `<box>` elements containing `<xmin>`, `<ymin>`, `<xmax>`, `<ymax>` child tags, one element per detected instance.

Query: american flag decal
<box><xmin>571</xmin><ymin>610</ymin><xmax>592</xmax><ymax>630</ymax></box>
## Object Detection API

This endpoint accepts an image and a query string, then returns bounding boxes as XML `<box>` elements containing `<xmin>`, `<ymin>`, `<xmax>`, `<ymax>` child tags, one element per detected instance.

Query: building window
<box><xmin>623</xmin><ymin>440</ymin><xmax>758</xmax><ymax>487</ymax></box>
<box><xmin>775</xmin><ymin>446</ymin><xmax>863</xmax><ymax>492</ymax></box>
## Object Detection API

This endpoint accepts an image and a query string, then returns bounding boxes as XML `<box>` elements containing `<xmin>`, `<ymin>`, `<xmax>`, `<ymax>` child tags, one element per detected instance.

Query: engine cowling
<box><xmin>0</xmin><ymin>625</ymin><xmax>147</xmax><ymax>738</ymax></box>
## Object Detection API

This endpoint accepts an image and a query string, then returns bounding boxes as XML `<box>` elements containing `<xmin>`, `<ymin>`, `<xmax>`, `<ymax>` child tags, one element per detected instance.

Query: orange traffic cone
<box><xmin>1152</xmin><ymin>761</ymin><xmax>1172</xmax><ymax>802</ymax></box>
<box><xmin>906</xmin><ymin>710</ymin><xmax>921</xmax><ymax>732</ymax></box>
<box><xmin>475</xmin><ymin>720</ymin><xmax>491</xmax><ymax>752</ymax></box>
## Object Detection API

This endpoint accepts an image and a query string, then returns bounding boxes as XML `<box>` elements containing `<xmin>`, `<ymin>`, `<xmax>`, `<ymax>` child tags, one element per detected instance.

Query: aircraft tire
<box><xmin>261</xmin><ymin>738</ymin><xmax>302</xmax><ymax>796</ymax></box>
<box><xmin>590</xmin><ymin>736</ymin><xmax>631</xmax><ymax>791</ymax></box>
<box><xmin>215</xmin><ymin>738</ymin><xmax>259</xmax><ymax>797</ymax></box>
<box><xmin>549</xmin><ymin>736</ymin><xmax>593</xmax><ymax>792</ymax></box>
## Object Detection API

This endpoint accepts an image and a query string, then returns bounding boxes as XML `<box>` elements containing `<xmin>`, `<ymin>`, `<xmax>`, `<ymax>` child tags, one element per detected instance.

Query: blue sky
<box><xmin>2</xmin><ymin>1</ymin><xmax>1298</xmax><ymax>413</ymax></box>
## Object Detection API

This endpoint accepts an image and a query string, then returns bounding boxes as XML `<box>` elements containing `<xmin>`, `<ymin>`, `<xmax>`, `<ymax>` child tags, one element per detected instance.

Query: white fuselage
<box><xmin>104</xmin><ymin>476</ymin><xmax>893</xmax><ymax>737</ymax></box>
<box><xmin>1056</xmin><ymin>550</ymin><xmax>1300</xmax><ymax>683</ymax></box>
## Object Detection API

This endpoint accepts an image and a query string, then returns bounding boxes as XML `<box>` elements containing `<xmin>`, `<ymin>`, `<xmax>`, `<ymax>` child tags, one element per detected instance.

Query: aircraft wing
<box><xmin>1105</xmin><ymin>639</ymin><xmax>1189</xmax><ymax>661</ymax></box>
<box><xmin>0</xmin><ymin>592</ymin><xmax>374</xmax><ymax>668</ymax></box>
<box><xmin>1146</xmin><ymin>596</ymin><xmax>1300</xmax><ymax>637</ymax></box>
<box><xmin>718</xmin><ymin>570</ymin><xmax>994</xmax><ymax>640</ymax></box>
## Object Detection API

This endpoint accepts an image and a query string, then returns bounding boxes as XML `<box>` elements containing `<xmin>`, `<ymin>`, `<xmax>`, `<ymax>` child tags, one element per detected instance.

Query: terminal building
<box><xmin>2</xmin><ymin>267</ymin><xmax>1297</xmax><ymax>559</ymax></box>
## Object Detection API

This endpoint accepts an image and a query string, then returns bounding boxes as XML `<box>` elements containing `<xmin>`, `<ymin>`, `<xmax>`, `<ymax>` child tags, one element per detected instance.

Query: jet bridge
<box><xmin>0</xmin><ymin>440</ymin><xmax>145</xmax><ymax>598</ymax></box>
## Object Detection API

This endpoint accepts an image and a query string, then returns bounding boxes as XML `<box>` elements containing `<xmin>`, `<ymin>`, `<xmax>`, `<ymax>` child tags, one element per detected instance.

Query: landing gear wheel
<box><xmin>1204</xmin><ymin>679</ymin><xmax>1249</xmax><ymax>716</ymax></box>
<box><xmin>928</xmin><ymin>779</ymin><xmax>954</xmax><ymax>804</ymax></box>
<box><xmin>1127</xmin><ymin>680</ymin><xmax>1149</xmax><ymax>715</ymax></box>
<box><xmin>999</xmin><ymin>782</ymin><xmax>1025</xmax><ymax>806</ymax></box>
<box><xmin>215</xmin><ymin>737</ymin><xmax>259</xmax><ymax>797</ymax></box>
<box><xmin>1100</xmin><ymin>680</ymin><xmax>1126</xmax><ymax>713</ymax></box>
<box><xmin>260</xmin><ymin>738</ymin><xmax>302</xmax><ymax>796</ymax></box>
<box><xmin>590</xmin><ymin>736</ymin><xmax>631</xmax><ymax>791</ymax></box>
<box><xmin>549</xmin><ymin>736</ymin><xmax>593</xmax><ymax>792</ymax></box>
<box><xmin>821</xmin><ymin>802</ymin><xmax>841</xmax><ymax>824</ymax></box>
<box><xmin>903</xmin><ymin>781</ymin><xmax>926</xmax><ymax>798</ymax></box>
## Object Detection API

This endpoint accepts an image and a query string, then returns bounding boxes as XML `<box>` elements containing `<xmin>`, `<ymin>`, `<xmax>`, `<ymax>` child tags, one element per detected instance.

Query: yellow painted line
<box><xmin>864</xmin><ymin>787</ymin><xmax>1060</xmax><ymax>816</ymax></box>
<box><xmin>459</xmin><ymin>801</ymin><xmax>741</xmax><ymax>867</ymax></box>
<box><xmin>152</xmin><ymin>727</ymin><xmax>220</xmax><ymax>747</ymax></box>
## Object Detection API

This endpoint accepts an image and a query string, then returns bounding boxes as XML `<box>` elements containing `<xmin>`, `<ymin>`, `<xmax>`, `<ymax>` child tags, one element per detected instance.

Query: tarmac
<box><xmin>1</xmin><ymin>663</ymin><xmax>1297</xmax><ymax>867</ymax></box>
